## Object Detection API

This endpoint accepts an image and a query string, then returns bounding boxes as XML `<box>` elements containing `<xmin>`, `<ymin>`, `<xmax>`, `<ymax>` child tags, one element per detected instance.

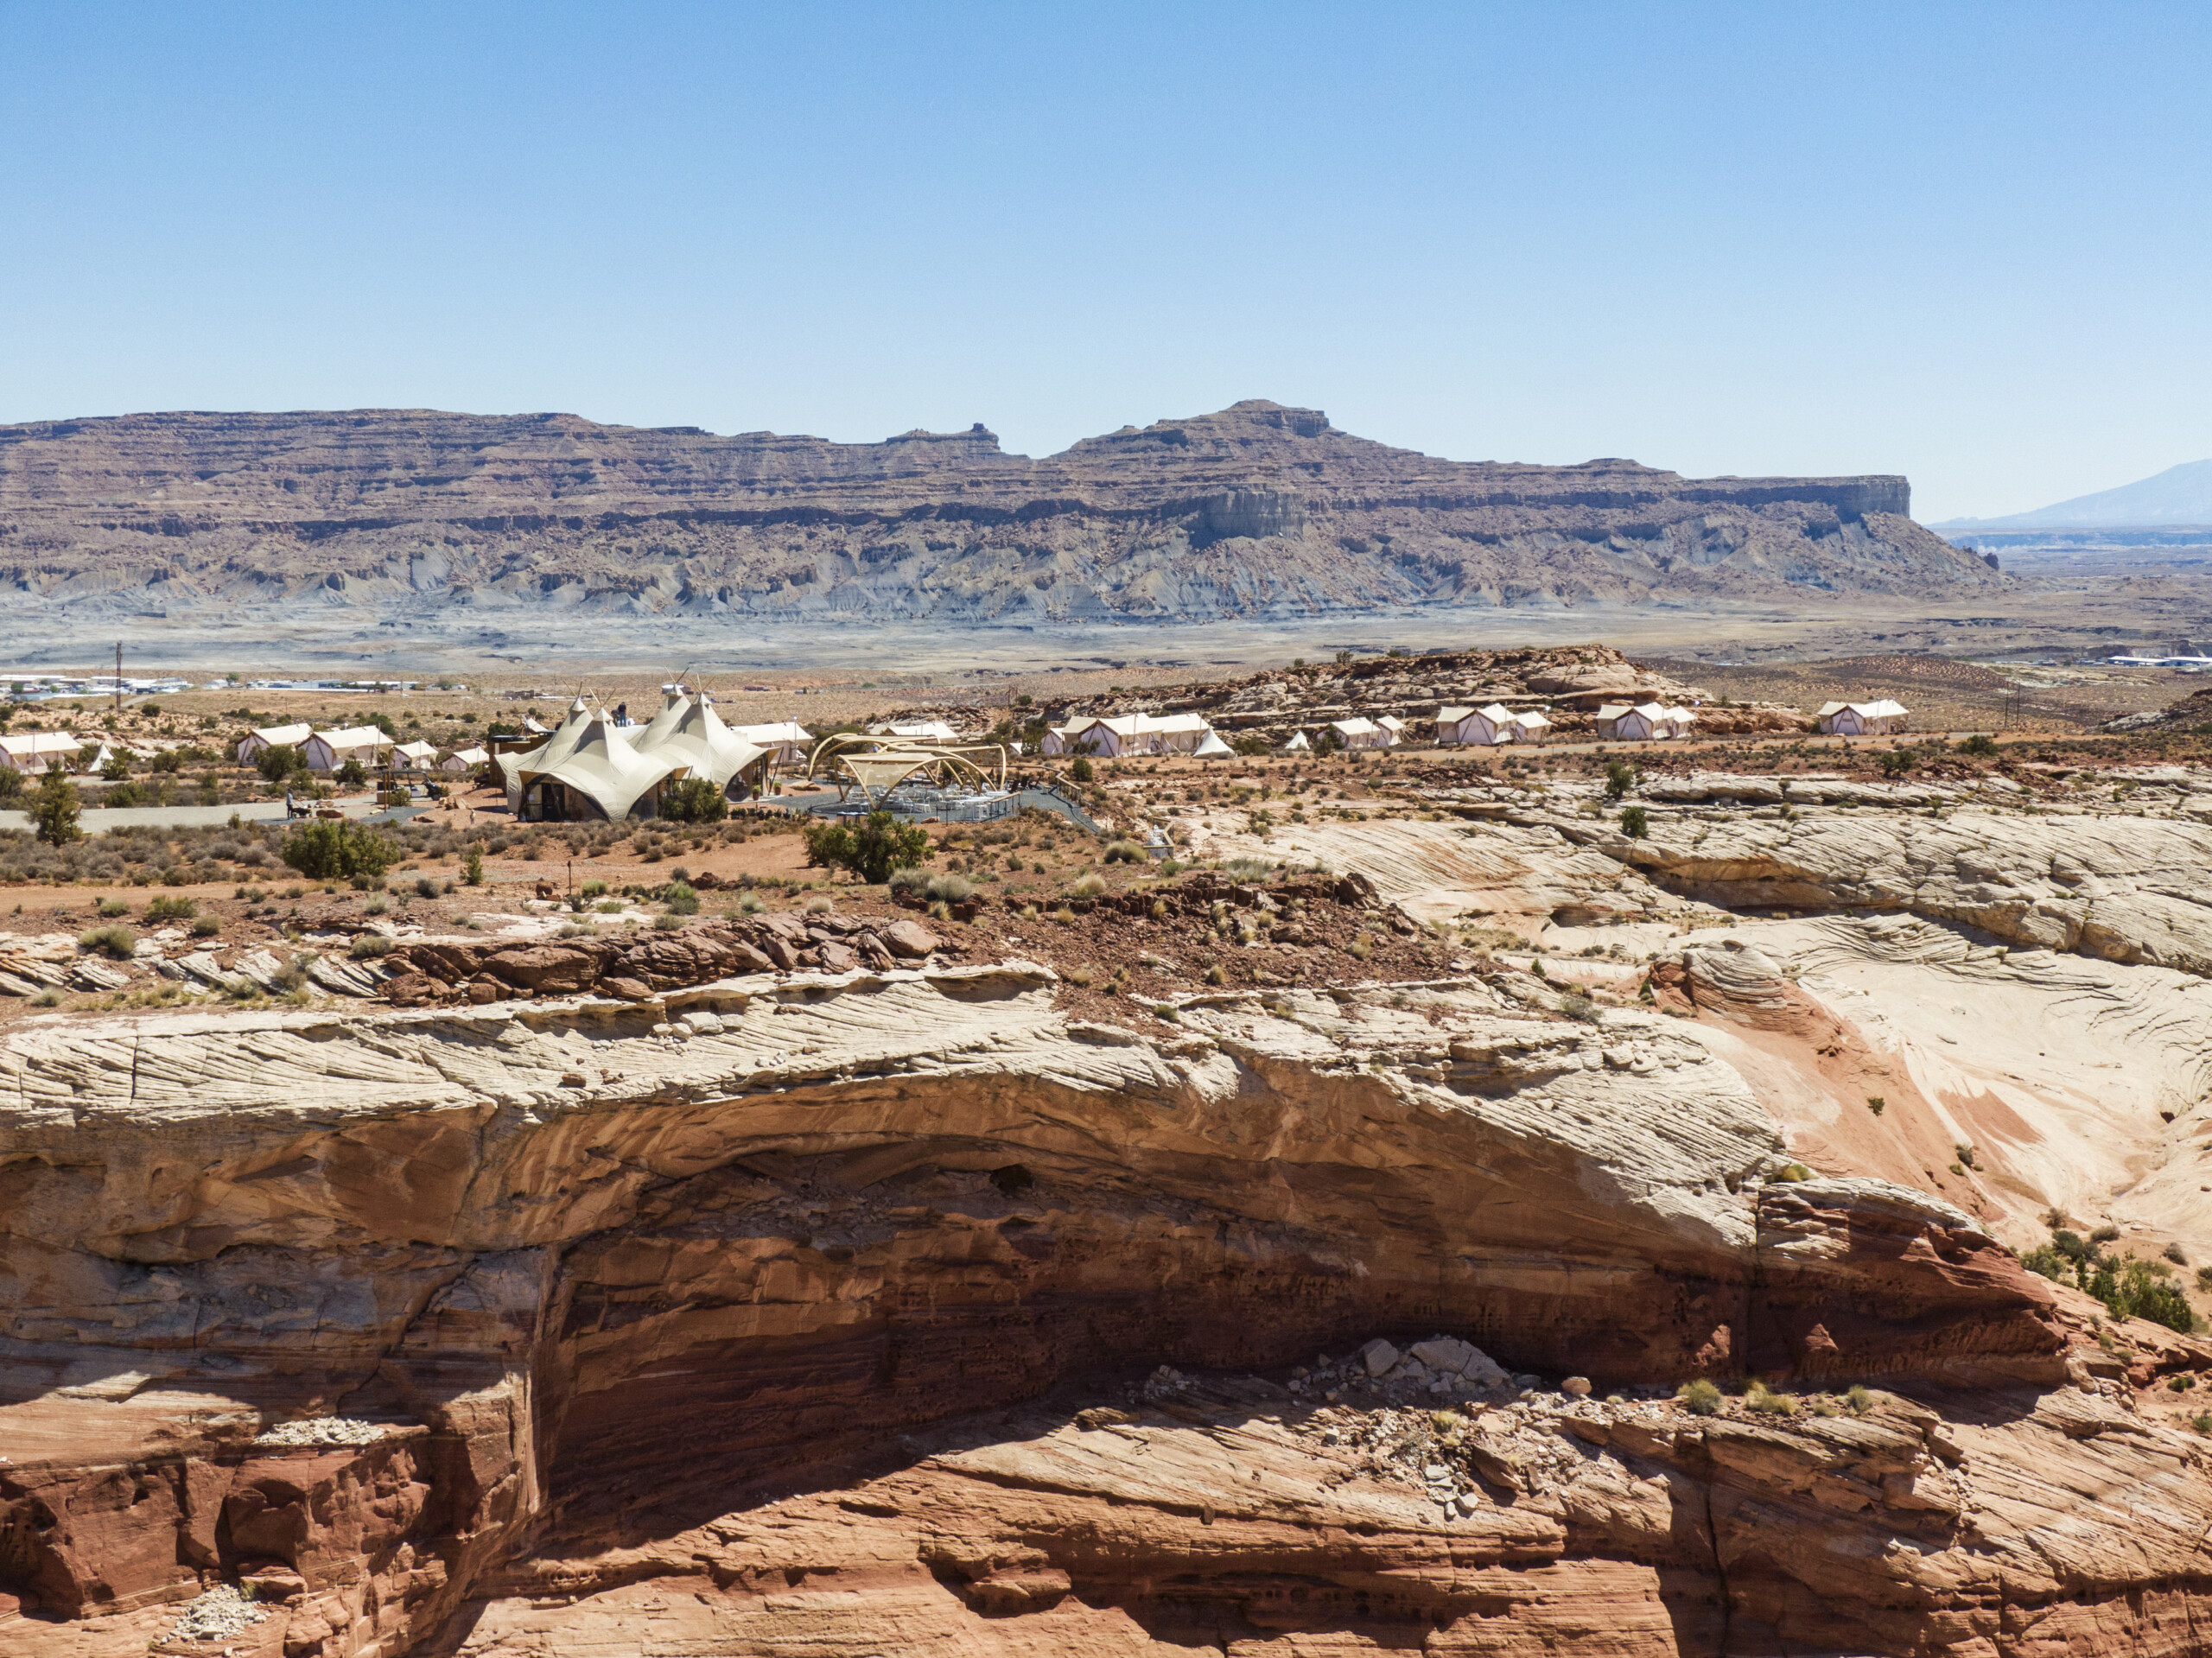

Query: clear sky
<box><xmin>3</xmin><ymin>2</ymin><xmax>2205</xmax><ymax>521</ymax></box>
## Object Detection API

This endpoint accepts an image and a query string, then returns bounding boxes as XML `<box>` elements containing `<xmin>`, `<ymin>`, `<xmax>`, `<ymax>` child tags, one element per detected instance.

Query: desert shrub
<box><xmin>282</xmin><ymin>820</ymin><xmax>396</xmax><ymax>882</ymax></box>
<box><xmin>1066</xmin><ymin>754</ymin><xmax>1095</xmax><ymax>783</ymax></box>
<box><xmin>190</xmin><ymin>917</ymin><xmax>220</xmax><ymax>937</ymax></box>
<box><xmin>1676</xmin><ymin>1379</ymin><xmax>1722</xmax><ymax>1416</ymax></box>
<box><xmin>1560</xmin><ymin>990</ymin><xmax>1599</xmax><ymax>1022</ymax></box>
<box><xmin>257</xmin><ymin>745</ymin><xmax>308</xmax><ymax>784</ymax></box>
<box><xmin>803</xmin><ymin>894</ymin><xmax>833</xmax><ymax>915</ymax></box>
<box><xmin>1618</xmin><ymin>804</ymin><xmax>1649</xmax><ymax>839</ymax></box>
<box><xmin>0</xmin><ymin>768</ymin><xmax>20</xmax><ymax>801</ymax></box>
<box><xmin>79</xmin><ymin>924</ymin><xmax>137</xmax><ymax>959</ymax></box>
<box><xmin>349</xmin><ymin>933</ymin><xmax>392</xmax><ymax>960</ymax></box>
<box><xmin>336</xmin><ymin>758</ymin><xmax>367</xmax><ymax>788</ymax></box>
<box><xmin>414</xmin><ymin>876</ymin><xmax>440</xmax><ymax>899</ymax></box>
<box><xmin>1103</xmin><ymin>840</ymin><xmax>1147</xmax><ymax>864</ymax></box>
<box><xmin>97</xmin><ymin>896</ymin><xmax>130</xmax><ymax>918</ymax></box>
<box><xmin>803</xmin><ymin>810</ymin><xmax>928</xmax><ymax>885</ymax></box>
<box><xmin>1604</xmin><ymin>759</ymin><xmax>1636</xmax><ymax>799</ymax></box>
<box><xmin>1845</xmin><ymin>1384</ymin><xmax>1872</xmax><ymax>1414</ymax></box>
<box><xmin>144</xmin><ymin>896</ymin><xmax>197</xmax><ymax>922</ymax></box>
<box><xmin>1961</xmin><ymin>734</ymin><xmax>1998</xmax><ymax>757</ymax></box>
<box><xmin>659</xmin><ymin>777</ymin><xmax>728</xmax><ymax>823</ymax></box>
<box><xmin>925</xmin><ymin>873</ymin><xmax>974</xmax><ymax>903</ymax></box>
<box><xmin>579</xmin><ymin>879</ymin><xmax>607</xmax><ymax>898</ymax></box>
<box><xmin>664</xmin><ymin>881</ymin><xmax>700</xmax><ymax>915</ymax></box>
<box><xmin>1221</xmin><ymin>857</ymin><xmax>1274</xmax><ymax>880</ymax></box>
<box><xmin>1068</xmin><ymin>872</ymin><xmax>1108</xmax><ymax>898</ymax></box>
<box><xmin>1745</xmin><ymin>1380</ymin><xmax>1797</xmax><ymax>1416</ymax></box>
<box><xmin>32</xmin><ymin>772</ymin><xmax>80</xmax><ymax>847</ymax></box>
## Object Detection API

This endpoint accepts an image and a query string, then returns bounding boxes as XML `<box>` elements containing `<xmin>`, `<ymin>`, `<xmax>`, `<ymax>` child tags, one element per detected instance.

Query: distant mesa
<box><xmin>1938</xmin><ymin>459</ymin><xmax>2212</xmax><ymax>530</ymax></box>
<box><xmin>0</xmin><ymin>399</ymin><xmax>1998</xmax><ymax>626</ymax></box>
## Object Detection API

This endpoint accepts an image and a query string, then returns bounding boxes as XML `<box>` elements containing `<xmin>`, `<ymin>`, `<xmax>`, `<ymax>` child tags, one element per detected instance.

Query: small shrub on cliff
<box><xmin>1067</xmin><ymin>872</ymin><xmax>1108</xmax><ymax>899</ymax></box>
<box><xmin>1961</xmin><ymin>734</ymin><xmax>1998</xmax><ymax>757</ymax></box>
<box><xmin>664</xmin><ymin>881</ymin><xmax>700</xmax><ymax>916</ymax></box>
<box><xmin>144</xmin><ymin>895</ymin><xmax>197</xmax><ymax>923</ymax></box>
<box><xmin>78</xmin><ymin>924</ymin><xmax>137</xmax><ymax>959</ymax></box>
<box><xmin>1604</xmin><ymin>759</ymin><xmax>1636</xmax><ymax>800</ymax></box>
<box><xmin>1845</xmin><ymin>1384</ymin><xmax>1872</xmax><ymax>1414</ymax></box>
<box><xmin>1676</xmin><ymin>1379</ymin><xmax>1722</xmax><ymax>1416</ymax></box>
<box><xmin>349</xmin><ymin>933</ymin><xmax>392</xmax><ymax>960</ymax></box>
<box><xmin>1103</xmin><ymin>840</ymin><xmax>1147</xmax><ymax>865</ymax></box>
<box><xmin>1745</xmin><ymin>1381</ymin><xmax>1797</xmax><ymax>1416</ymax></box>
<box><xmin>1618</xmin><ymin>804</ymin><xmax>1649</xmax><ymax>839</ymax></box>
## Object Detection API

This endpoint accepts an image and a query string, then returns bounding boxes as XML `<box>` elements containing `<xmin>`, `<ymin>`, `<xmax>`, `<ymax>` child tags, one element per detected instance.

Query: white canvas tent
<box><xmin>1593</xmin><ymin>703</ymin><xmax>1634</xmax><ymax>740</ymax></box>
<box><xmin>729</xmin><ymin>720</ymin><xmax>812</xmax><ymax>765</ymax></box>
<box><xmin>1192</xmin><ymin>730</ymin><xmax>1233</xmax><ymax>758</ymax></box>
<box><xmin>1</xmin><ymin>733</ymin><xmax>83</xmax><ymax>774</ymax></box>
<box><xmin>1281</xmin><ymin>729</ymin><xmax>1312</xmax><ymax>753</ymax></box>
<box><xmin>1816</xmin><ymin>699</ymin><xmax>1910</xmax><ymax>737</ymax></box>
<box><xmin>1606</xmin><ymin>702</ymin><xmax>1694</xmax><ymax>741</ymax></box>
<box><xmin>868</xmin><ymin>718</ymin><xmax>959</xmax><ymax>742</ymax></box>
<box><xmin>301</xmin><ymin>727</ymin><xmax>393</xmax><ymax>771</ymax></box>
<box><xmin>1329</xmin><ymin>717</ymin><xmax>1394</xmax><ymax>750</ymax></box>
<box><xmin>1510</xmin><ymin>710</ymin><xmax>1554</xmax><ymax>743</ymax></box>
<box><xmin>236</xmin><ymin>723</ymin><xmax>312</xmax><ymax>765</ymax></box>
<box><xmin>391</xmin><ymin>740</ymin><xmax>440</xmax><ymax>770</ymax></box>
<box><xmin>442</xmin><ymin>746</ymin><xmax>488</xmax><ymax>774</ymax></box>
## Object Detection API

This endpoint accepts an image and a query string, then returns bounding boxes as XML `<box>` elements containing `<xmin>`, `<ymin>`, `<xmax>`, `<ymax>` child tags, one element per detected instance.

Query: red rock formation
<box><xmin>0</xmin><ymin>965</ymin><xmax>2202</xmax><ymax>1655</ymax></box>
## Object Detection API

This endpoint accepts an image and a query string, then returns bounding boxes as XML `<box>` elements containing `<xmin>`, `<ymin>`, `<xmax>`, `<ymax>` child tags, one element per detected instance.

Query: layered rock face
<box><xmin>4</xmin><ymin>940</ymin><xmax>2204</xmax><ymax>1656</ymax></box>
<box><xmin>0</xmin><ymin>401</ymin><xmax>1995</xmax><ymax>623</ymax></box>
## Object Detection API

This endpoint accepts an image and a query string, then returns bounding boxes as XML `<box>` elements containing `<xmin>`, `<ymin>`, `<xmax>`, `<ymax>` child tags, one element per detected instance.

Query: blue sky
<box><xmin>3</xmin><ymin>2</ymin><xmax>2205</xmax><ymax>521</ymax></box>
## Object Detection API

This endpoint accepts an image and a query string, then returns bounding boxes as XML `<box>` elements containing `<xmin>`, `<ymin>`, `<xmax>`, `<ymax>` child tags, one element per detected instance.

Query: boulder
<box><xmin>880</xmin><ymin>919</ymin><xmax>942</xmax><ymax>960</ymax></box>
<box><xmin>484</xmin><ymin>944</ymin><xmax>603</xmax><ymax>995</ymax></box>
<box><xmin>601</xmin><ymin>976</ymin><xmax>654</xmax><ymax>1001</ymax></box>
<box><xmin>1360</xmin><ymin>1338</ymin><xmax>1400</xmax><ymax>1376</ymax></box>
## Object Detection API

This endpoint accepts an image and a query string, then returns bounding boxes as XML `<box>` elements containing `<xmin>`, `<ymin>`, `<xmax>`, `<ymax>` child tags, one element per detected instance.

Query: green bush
<box><xmin>1604</xmin><ymin>759</ymin><xmax>1635</xmax><ymax>799</ymax></box>
<box><xmin>32</xmin><ymin>771</ymin><xmax>81</xmax><ymax>847</ymax></box>
<box><xmin>0</xmin><ymin>767</ymin><xmax>21</xmax><ymax>801</ymax></box>
<box><xmin>78</xmin><ymin>924</ymin><xmax>137</xmax><ymax>959</ymax></box>
<box><xmin>924</xmin><ymin>873</ymin><xmax>974</xmax><ymax>903</ymax></box>
<box><xmin>664</xmin><ymin>881</ymin><xmax>700</xmax><ymax>915</ymax></box>
<box><xmin>281</xmin><ymin>820</ymin><xmax>397</xmax><ymax>882</ymax></box>
<box><xmin>1618</xmin><ymin>804</ymin><xmax>1649</xmax><ymax>839</ymax></box>
<box><xmin>802</xmin><ymin>810</ymin><xmax>930</xmax><ymax>885</ymax></box>
<box><xmin>190</xmin><ymin>916</ymin><xmax>221</xmax><ymax>937</ymax></box>
<box><xmin>660</xmin><ymin>777</ymin><xmax>728</xmax><ymax>823</ymax></box>
<box><xmin>349</xmin><ymin>933</ymin><xmax>393</xmax><ymax>960</ymax></box>
<box><xmin>145</xmin><ymin>896</ymin><xmax>197</xmax><ymax>923</ymax></box>
<box><xmin>97</xmin><ymin>896</ymin><xmax>130</xmax><ymax>918</ymax></box>
<box><xmin>1676</xmin><ymin>1379</ymin><xmax>1722</xmax><ymax>1416</ymax></box>
<box><xmin>462</xmin><ymin>845</ymin><xmax>485</xmax><ymax>886</ymax></box>
<box><xmin>1103</xmin><ymin>840</ymin><xmax>1147</xmax><ymax>864</ymax></box>
<box><xmin>1068</xmin><ymin>755</ymin><xmax>1094</xmax><ymax>783</ymax></box>
<box><xmin>1068</xmin><ymin>872</ymin><xmax>1108</xmax><ymax>898</ymax></box>
<box><xmin>1961</xmin><ymin>734</ymin><xmax>1998</xmax><ymax>757</ymax></box>
<box><xmin>257</xmin><ymin>744</ymin><xmax>308</xmax><ymax>784</ymax></box>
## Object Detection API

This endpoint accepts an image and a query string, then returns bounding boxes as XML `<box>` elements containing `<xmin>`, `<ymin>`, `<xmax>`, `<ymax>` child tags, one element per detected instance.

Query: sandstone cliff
<box><xmin>0</xmin><ymin>402</ymin><xmax>1996</xmax><ymax>626</ymax></box>
<box><xmin>3</xmin><ymin>941</ymin><xmax>2202</xmax><ymax>1655</ymax></box>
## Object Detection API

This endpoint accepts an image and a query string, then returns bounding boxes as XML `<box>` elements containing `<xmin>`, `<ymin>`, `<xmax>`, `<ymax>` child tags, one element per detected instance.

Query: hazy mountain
<box><xmin>1940</xmin><ymin>459</ymin><xmax>2212</xmax><ymax>529</ymax></box>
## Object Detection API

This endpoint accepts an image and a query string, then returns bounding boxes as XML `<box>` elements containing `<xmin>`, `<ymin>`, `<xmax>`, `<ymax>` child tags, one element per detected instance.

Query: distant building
<box><xmin>1815</xmin><ymin>699</ymin><xmax>1909</xmax><ymax>737</ymax></box>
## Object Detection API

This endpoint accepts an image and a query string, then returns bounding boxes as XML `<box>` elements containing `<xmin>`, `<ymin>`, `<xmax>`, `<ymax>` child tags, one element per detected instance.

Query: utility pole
<box><xmin>114</xmin><ymin>643</ymin><xmax>122</xmax><ymax>714</ymax></box>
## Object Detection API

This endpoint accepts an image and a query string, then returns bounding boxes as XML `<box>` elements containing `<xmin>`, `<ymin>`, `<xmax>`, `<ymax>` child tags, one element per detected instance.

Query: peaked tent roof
<box><xmin>498</xmin><ymin>697</ymin><xmax>596</xmax><ymax>790</ymax></box>
<box><xmin>524</xmin><ymin>708</ymin><xmax>684</xmax><ymax>821</ymax></box>
<box><xmin>1192</xmin><ymin>730</ymin><xmax>1232</xmax><ymax>757</ymax></box>
<box><xmin>247</xmin><ymin>723</ymin><xmax>313</xmax><ymax>747</ymax></box>
<box><xmin>632</xmin><ymin>690</ymin><xmax>766</xmax><ymax>789</ymax></box>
